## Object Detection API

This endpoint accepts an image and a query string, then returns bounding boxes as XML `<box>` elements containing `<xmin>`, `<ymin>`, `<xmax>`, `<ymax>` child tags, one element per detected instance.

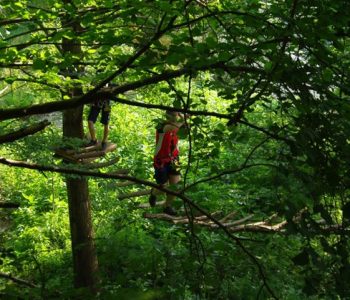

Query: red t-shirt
<box><xmin>153</xmin><ymin>122</ymin><xmax>179</xmax><ymax>168</ymax></box>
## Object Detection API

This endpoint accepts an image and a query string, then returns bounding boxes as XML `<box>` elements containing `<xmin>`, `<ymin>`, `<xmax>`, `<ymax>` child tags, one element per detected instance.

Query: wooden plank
<box><xmin>54</xmin><ymin>142</ymin><xmax>117</xmax><ymax>162</ymax></box>
<box><xmin>118</xmin><ymin>189</ymin><xmax>151</xmax><ymax>200</ymax></box>
<box><xmin>63</xmin><ymin>142</ymin><xmax>101</xmax><ymax>155</ymax></box>
<box><xmin>54</xmin><ymin>150</ymin><xmax>78</xmax><ymax>162</ymax></box>
<box><xmin>73</xmin><ymin>151</ymin><xmax>105</xmax><ymax>160</ymax></box>
<box><xmin>83</xmin><ymin>157</ymin><xmax>119</xmax><ymax>168</ymax></box>
<box><xmin>79</xmin><ymin>157</ymin><xmax>100</xmax><ymax>164</ymax></box>
<box><xmin>73</xmin><ymin>143</ymin><xmax>117</xmax><ymax>159</ymax></box>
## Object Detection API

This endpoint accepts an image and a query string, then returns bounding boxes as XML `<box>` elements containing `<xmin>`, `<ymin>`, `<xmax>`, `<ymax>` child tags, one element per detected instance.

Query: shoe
<box><xmin>163</xmin><ymin>206</ymin><xmax>177</xmax><ymax>216</ymax></box>
<box><xmin>86</xmin><ymin>139</ymin><xmax>97</xmax><ymax>147</ymax></box>
<box><xmin>101</xmin><ymin>141</ymin><xmax>107</xmax><ymax>151</ymax></box>
<box><xmin>149</xmin><ymin>193</ymin><xmax>157</xmax><ymax>207</ymax></box>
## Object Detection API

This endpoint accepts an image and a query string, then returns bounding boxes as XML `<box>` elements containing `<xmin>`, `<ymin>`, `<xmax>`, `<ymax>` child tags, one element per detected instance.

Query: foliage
<box><xmin>0</xmin><ymin>0</ymin><xmax>350</xmax><ymax>299</ymax></box>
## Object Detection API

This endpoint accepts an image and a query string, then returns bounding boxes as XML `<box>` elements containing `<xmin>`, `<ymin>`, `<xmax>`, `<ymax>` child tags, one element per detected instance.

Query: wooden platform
<box><xmin>54</xmin><ymin>142</ymin><xmax>117</xmax><ymax>163</ymax></box>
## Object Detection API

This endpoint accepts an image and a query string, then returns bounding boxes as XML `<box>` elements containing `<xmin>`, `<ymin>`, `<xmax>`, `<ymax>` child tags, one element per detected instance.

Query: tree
<box><xmin>60</xmin><ymin>0</ymin><xmax>99</xmax><ymax>292</ymax></box>
<box><xmin>0</xmin><ymin>0</ymin><xmax>349</xmax><ymax>298</ymax></box>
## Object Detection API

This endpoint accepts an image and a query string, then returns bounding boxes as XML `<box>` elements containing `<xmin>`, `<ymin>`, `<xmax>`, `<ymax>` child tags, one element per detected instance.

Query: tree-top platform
<box><xmin>54</xmin><ymin>141</ymin><xmax>117</xmax><ymax>164</ymax></box>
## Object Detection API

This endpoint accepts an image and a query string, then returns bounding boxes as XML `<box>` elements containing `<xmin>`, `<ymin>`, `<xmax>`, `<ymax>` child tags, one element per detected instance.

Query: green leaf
<box><xmin>4</xmin><ymin>77</ymin><xmax>16</xmax><ymax>84</ymax></box>
<box><xmin>264</xmin><ymin>61</ymin><xmax>273</xmax><ymax>72</ymax></box>
<box><xmin>218</xmin><ymin>51</ymin><xmax>231</xmax><ymax>61</ymax></box>
<box><xmin>191</xmin><ymin>117</ymin><xmax>202</xmax><ymax>125</ymax></box>
<box><xmin>32</xmin><ymin>59</ymin><xmax>46</xmax><ymax>70</ymax></box>
<box><xmin>177</xmin><ymin>126</ymin><xmax>188</xmax><ymax>139</ymax></box>
<box><xmin>14</xmin><ymin>1</ymin><xmax>24</xmax><ymax>8</ymax></box>
<box><xmin>210</xmin><ymin>147</ymin><xmax>220</xmax><ymax>157</ymax></box>
<box><xmin>322</xmin><ymin>68</ymin><xmax>333</xmax><ymax>82</ymax></box>
<box><xmin>166</xmin><ymin>52</ymin><xmax>182</xmax><ymax>65</ymax></box>
<box><xmin>87</xmin><ymin>49</ymin><xmax>97</xmax><ymax>54</ymax></box>
<box><xmin>205</xmin><ymin>36</ymin><xmax>217</xmax><ymax>48</ymax></box>
<box><xmin>172</xmin><ymin>99</ymin><xmax>182</xmax><ymax>108</ymax></box>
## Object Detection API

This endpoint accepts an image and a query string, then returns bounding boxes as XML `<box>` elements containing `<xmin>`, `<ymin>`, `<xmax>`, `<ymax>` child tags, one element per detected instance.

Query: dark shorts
<box><xmin>88</xmin><ymin>104</ymin><xmax>111</xmax><ymax>125</ymax></box>
<box><xmin>154</xmin><ymin>162</ymin><xmax>181</xmax><ymax>185</ymax></box>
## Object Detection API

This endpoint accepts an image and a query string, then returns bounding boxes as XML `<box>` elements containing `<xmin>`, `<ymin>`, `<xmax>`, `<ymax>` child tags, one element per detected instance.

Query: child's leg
<box><xmin>87</xmin><ymin>105</ymin><xmax>100</xmax><ymax>142</ymax></box>
<box><xmin>151</xmin><ymin>184</ymin><xmax>166</xmax><ymax>197</ymax></box>
<box><xmin>88</xmin><ymin>121</ymin><xmax>97</xmax><ymax>142</ymax></box>
<box><xmin>101</xmin><ymin>104</ymin><xmax>110</xmax><ymax>144</ymax></box>
<box><xmin>165</xmin><ymin>174</ymin><xmax>181</xmax><ymax>207</ymax></box>
<box><xmin>102</xmin><ymin>124</ymin><xmax>109</xmax><ymax>143</ymax></box>
<box><xmin>149</xmin><ymin>166</ymin><xmax>169</xmax><ymax>207</ymax></box>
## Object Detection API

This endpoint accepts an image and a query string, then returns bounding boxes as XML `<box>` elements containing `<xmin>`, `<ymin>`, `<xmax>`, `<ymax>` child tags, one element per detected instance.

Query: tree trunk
<box><xmin>61</xmin><ymin>2</ymin><xmax>99</xmax><ymax>293</ymax></box>
<box><xmin>63</xmin><ymin>106</ymin><xmax>99</xmax><ymax>293</ymax></box>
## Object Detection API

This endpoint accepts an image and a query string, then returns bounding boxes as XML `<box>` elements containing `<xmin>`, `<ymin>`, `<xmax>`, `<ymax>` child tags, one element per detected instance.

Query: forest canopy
<box><xmin>0</xmin><ymin>0</ymin><xmax>349</xmax><ymax>299</ymax></box>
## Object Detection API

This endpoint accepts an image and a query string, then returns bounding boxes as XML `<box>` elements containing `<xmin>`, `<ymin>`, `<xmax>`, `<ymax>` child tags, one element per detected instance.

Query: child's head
<box><xmin>165</xmin><ymin>110</ymin><xmax>178</xmax><ymax>121</ymax></box>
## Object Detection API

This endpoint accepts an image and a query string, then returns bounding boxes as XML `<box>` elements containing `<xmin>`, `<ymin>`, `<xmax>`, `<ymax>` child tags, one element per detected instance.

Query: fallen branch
<box><xmin>229</xmin><ymin>221</ymin><xmax>288</xmax><ymax>233</ymax></box>
<box><xmin>0</xmin><ymin>120</ymin><xmax>50</xmax><ymax>144</ymax></box>
<box><xmin>143</xmin><ymin>212</ymin><xmax>190</xmax><ymax>223</ymax></box>
<box><xmin>143</xmin><ymin>211</ymin><xmax>225</xmax><ymax>225</ymax></box>
<box><xmin>219</xmin><ymin>211</ymin><xmax>237</xmax><ymax>223</ymax></box>
<box><xmin>143</xmin><ymin>209</ymin><xmax>349</xmax><ymax>234</ymax></box>
<box><xmin>142</xmin><ymin>212</ymin><xmax>289</xmax><ymax>232</ymax></box>
<box><xmin>224</xmin><ymin>214</ymin><xmax>255</xmax><ymax>227</ymax></box>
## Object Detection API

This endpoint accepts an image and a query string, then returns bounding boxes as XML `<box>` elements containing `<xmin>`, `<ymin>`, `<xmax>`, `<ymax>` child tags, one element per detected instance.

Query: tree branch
<box><xmin>0</xmin><ymin>62</ymin><xmax>262</xmax><ymax>121</ymax></box>
<box><xmin>81</xmin><ymin>12</ymin><xmax>179</xmax><ymax>107</ymax></box>
<box><xmin>0</xmin><ymin>156</ymin><xmax>280</xmax><ymax>296</ymax></box>
<box><xmin>239</xmin><ymin>120</ymin><xmax>292</xmax><ymax>143</ymax></box>
<box><xmin>0</xmin><ymin>272</ymin><xmax>37</xmax><ymax>288</ymax></box>
<box><xmin>184</xmin><ymin>163</ymin><xmax>278</xmax><ymax>191</ymax></box>
<box><xmin>113</xmin><ymin>96</ymin><xmax>230</xmax><ymax>119</ymax></box>
<box><xmin>0</xmin><ymin>77</ymin><xmax>61</xmax><ymax>90</ymax></box>
<box><xmin>0</xmin><ymin>120</ymin><xmax>51</xmax><ymax>144</ymax></box>
<box><xmin>0</xmin><ymin>18</ymin><xmax>33</xmax><ymax>26</ymax></box>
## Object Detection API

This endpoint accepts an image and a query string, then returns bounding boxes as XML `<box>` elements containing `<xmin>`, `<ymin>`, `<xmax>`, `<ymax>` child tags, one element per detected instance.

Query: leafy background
<box><xmin>0</xmin><ymin>0</ymin><xmax>349</xmax><ymax>299</ymax></box>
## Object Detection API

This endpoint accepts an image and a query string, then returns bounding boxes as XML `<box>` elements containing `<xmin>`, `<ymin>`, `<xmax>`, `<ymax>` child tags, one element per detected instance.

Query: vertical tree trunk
<box><xmin>63</xmin><ymin>106</ymin><xmax>99</xmax><ymax>292</ymax></box>
<box><xmin>66</xmin><ymin>177</ymin><xmax>98</xmax><ymax>289</ymax></box>
<box><xmin>61</xmin><ymin>2</ymin><xmax>99</xmax><ymax>293</ymax></box>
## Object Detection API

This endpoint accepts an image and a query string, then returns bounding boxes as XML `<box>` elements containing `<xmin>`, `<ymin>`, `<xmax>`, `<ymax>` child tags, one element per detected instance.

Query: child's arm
<box><xmin>163</xmin><ymin>114</ymin><xmax>190</xmax><ymax>132</ymax></box>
